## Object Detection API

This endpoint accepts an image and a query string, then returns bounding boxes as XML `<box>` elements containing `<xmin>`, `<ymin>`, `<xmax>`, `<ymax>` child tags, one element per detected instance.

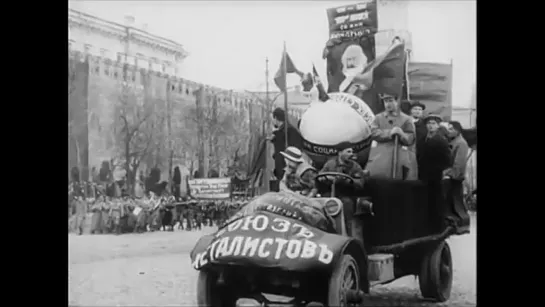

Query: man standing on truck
<box><xmin>320</xmin><ymin>142</ymin><xmax>366</xmax><ymax>235</ymax></box>
<box><xmin>419</xmin><ymin>114</ymin><xmax>451</xmax><ymax>232</ymax></box>
<box><xmin>409</xmin><ymin>101</ymin><xmax>428</xmax><ymax>156</ymax></box>
<box><xmin>279</xmin><ymin>147</ymin><xmax>318</xmax><ymax>197</ymax></box>
<box><xmin>366</xmin><ymin>93</ymin><xmax>417</xmax><ymax>180</ymax></box>
<box><xmin>443</xmin><ymin>120</ymin><xmax>471</xmax><ymax>234</ymax></box>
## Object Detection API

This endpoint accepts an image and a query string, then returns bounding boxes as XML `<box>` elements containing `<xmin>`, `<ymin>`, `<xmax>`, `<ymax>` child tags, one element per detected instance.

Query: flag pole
<box><xmin>448</xmin><ymin>58</ymin><xmax>454</xmax><ymax>121</ymax></box>
<box><xmin>405</xmin><ymin>49</ymin><xmax>411</xmax><ymax>100</ymax></box>
<box><xmin>263</xmin><ymin>57</ymin><xmax>271</xmax><ymax>193</ymax></box>
<box><xmin>283</xmin><ymin>41</ymin><xmax>289</xmax><ymax>150</ymax></box>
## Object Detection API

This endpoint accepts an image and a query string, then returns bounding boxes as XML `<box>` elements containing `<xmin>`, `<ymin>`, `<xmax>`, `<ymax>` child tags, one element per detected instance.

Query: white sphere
<box><xmin>300</xmin><ymin>100</ymin><xmax>371</xmax><ymax>145</ymax></box>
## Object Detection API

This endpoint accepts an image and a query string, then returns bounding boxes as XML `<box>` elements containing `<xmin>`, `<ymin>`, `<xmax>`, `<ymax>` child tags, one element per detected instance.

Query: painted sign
<box><xmin>188</xmin><ymin>177</ymin><xmax>231</xmax><ymax>200</ymax></box>
<box><xmin>190</xmin><ymin>191</ymin><xmax>355</xmax><ymax>271</ymax></box>
<box><xmin>327</xmin><ymin>1</ymin><xmax>378</xmax><ymax>40</ymax></box>
<box><xmin>190</xmin><ymin>211</ymin><xmax>348</xmax><ymax>271</ymax></box>
<box><xmin>328</xmin><ymin>92</ymin><xmax>375</xmax><ymax>127</ymax></box>
<box><xmin>324</xmin><ymin>1</ymin><xmax>381</xmax><ymax>114</ymax></box>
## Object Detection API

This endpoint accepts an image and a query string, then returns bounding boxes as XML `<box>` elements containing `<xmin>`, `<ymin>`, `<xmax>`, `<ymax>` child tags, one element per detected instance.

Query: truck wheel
<box><xmin>196</xmin><ymin>270</ymin><xmax>236</xmax><ymax>307</ymax></box>
<box><xmin>419</xmin><ymin>241</ymin><xmax>453</xmax><ymax>302</ymax></box>
<box><xmin>327</xmin><ymin>254</ymin><xmax>361</xmax><ymax>307</ymax></box>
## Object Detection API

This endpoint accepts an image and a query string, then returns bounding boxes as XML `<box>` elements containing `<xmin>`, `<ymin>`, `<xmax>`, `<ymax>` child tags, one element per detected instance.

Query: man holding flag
<box><xmin>349</xmin><ymin>38</ymin><xmax>418</xmax><ymax>180</ymax></box>
<box><xmin>367</xmin><ymin>93</ymin><xmax>417</xmax><ymax>180</ymax></box>
<box><xmin>269</xmin><ymin>45</ymin><xmax>305</xmax><ymax>187</ymax></box>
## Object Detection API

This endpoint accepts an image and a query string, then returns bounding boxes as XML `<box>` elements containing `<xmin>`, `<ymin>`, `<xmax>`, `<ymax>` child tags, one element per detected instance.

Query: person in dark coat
<box><xmin>409</xmin><ymin>101</ymin><xmax>428</xmax><ymax>160</ymax></box>
<box><xmin>418</xmin><ymin>114</ymin><xmax>452</xmax><ymax>232</ymax></box>
<box><xmin>172</xmin><ymin>167</ymin><xmax>182</xmax><ymax>200</ymax></box>
<box><xmin>418</xmin><ymin>114</ymin><xmax>451</xmax><ymax>181</ymax></box>
<box><xmin>269</xmin><ymin>107</ymin><xmax>303</xmax><ymax>182</ymax></box>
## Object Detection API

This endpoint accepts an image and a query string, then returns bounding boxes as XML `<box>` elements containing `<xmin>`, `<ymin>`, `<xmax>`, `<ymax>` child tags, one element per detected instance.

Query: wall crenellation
<box><xmin>69</xmin><ymin>47</ymin><xmax>303</xmax><ymax>119</ymax></box>
<box><xmin>72</xmin><ymin>53</ymin><xmax>298</xmax><ymax>115</ymax></box>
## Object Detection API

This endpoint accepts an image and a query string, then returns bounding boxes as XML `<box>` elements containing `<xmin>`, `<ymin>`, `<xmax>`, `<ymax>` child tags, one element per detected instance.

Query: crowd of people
<box><xmin>68</xmin><ymin>191</ymin><xmax>250</xmax><ymax>235</ymax></box>
<box><xmin>68</xmin><ymin>166</ymin><xmax>252</xmax><ymax>235</ymax></box>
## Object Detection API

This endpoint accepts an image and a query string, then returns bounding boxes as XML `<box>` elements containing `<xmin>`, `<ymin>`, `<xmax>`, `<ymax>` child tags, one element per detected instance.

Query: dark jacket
<box><xmin>444</xmin><ymin>135</ymin><xmax>469</xmax><ymax>181</ymax></box>
<box><xmin>418</xmin><ymin>133</ymin><xmax>451</xmax><ymax>182</ymax></box>
<box><xmin>271</xmin><ymin>123</ymin><xmax>303</xmax><ymax>179</ymax></box>
<box><xmin>414</xmin><ymin>119</ymin><xmax>427</xmax><ymax>160</ymax></box>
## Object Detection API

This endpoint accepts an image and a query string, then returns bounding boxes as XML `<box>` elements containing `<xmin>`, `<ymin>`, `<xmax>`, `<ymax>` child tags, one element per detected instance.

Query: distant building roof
<box><xmin>272</xmin><ymin>86</ymin><xmax>312</xmax><ymax>110</ymax></box>
<box><xmin>69</xmin><ymin>8</ymin><xmax>188</xmax><ymax>59</ymax></box>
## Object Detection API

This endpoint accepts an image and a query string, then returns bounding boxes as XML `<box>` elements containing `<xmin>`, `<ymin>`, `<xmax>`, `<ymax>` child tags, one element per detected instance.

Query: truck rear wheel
<box><xmin>419</xmin><ymin>241</ymin><xmax>453</xmax><ymax>302</ymax></box>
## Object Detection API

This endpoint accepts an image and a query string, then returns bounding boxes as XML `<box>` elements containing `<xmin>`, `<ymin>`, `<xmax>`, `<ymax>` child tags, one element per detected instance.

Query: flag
<box><xmin>349</xmin><ymin>40</ymin><xmax>406</xmax><ymax>97</ymax></box>
<box><xmin>312</xmin><ymin>64</ymin><xmax>330</xmax><ymax>102</ymax></box>
<box><xmin>301</xmin><ymin>64</ymin><xmax>330</xmax><ymax>102</ymax></box>
<box><xmin>274</xmin><ymin>48</ymin><xmax>303</xmax><ymax>92</ymax></box>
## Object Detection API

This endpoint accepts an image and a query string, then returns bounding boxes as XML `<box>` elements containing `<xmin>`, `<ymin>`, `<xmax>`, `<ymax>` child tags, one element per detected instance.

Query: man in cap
<box><xmin>319</xmin><ymin>141</ymin><xmax>366</xmax><ymax>235</ymax></box>
<box><xmin>418</xmin><ymin>114</ymin><xmax>451</xmax><ymax>182</ymax></box>
<box><xmin>279</xmin><ymin>146</ymin><xmax>318</xmax><ymax>197</ymax></box>
<box><xmin>418</xmin><ymin>114</ymin><xmax>452</xmax><ymax>232</ymax></box>
<box><xmin>409</xmin><ymin>100</ymin><xmax>427</xmax><ymax>144</ymax></box>
<box><xmin>366</xmin><ymin>93</ymin><xmax>417</xmax><ymax>180</ymax></box>
<box><xmin>443</xmin><ymin>120</ymin><xmax>471</xmax><ymax>233</ymax></box>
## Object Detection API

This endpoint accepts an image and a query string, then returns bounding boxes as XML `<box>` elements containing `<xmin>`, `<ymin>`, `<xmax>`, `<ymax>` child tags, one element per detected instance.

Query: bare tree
<box><xmin>68</xmin><ymin>57</ymin><xmax>89</xmax><ymax>181</ymax></box>
<box><xmin>114</xmin><ymin>77</ymin><xmax>156</xmax><ymax>194</ymax></box>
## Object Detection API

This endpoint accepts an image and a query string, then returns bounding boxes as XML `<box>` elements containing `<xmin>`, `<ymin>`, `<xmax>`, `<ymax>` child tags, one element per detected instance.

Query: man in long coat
<box><xmin>366</xmin><ymin>93</ymin><xmax>417</xmax><ymax>180</ymax></box>
<box><xmin>443</xmin><ymin>120</ymin><xmax>471</xmax><ymax>233</ymax></box>
<box><xmin>419</xmin><ymin>114</ymin><xmax>452</xmax><ymax>232</ymax></box>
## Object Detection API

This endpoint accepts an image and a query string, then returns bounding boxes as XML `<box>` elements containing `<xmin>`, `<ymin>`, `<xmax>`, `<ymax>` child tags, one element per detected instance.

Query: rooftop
<box><xmin>68</xmin><ymin>8</ymin><xmax>189</xmax><ymax>59</ymax></box>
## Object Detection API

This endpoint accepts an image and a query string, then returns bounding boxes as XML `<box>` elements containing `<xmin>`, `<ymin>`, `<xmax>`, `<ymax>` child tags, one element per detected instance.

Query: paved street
<box><xmin>69</xmin><ymin>214</ymin><xmax>476</xmax><ymax>306</ymax></box>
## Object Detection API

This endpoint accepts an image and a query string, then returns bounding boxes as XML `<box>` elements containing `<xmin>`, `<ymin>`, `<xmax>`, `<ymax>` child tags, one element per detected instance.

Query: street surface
<box><xmin>69</xmin><ymin>214</ymin><xmax>476</xmax><ymax>306</ymax></box>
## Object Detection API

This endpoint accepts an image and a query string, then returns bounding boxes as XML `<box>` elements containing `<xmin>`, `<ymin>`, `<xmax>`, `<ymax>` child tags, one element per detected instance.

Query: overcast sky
<box><xmin>70</xmin><ymin>0</ymin><xmax>476</xmax><ymax>107</ymax></box>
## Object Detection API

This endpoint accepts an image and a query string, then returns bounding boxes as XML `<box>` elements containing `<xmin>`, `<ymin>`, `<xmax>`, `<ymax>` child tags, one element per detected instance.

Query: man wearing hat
<box><xmin>409</xmin><ymin>100</ymin><xmax>427</xmax><ymax>142</ymax></box>
<box><xmin>319</xmin><ymin>141</ymin><xmax>366</xmax><ymax>236</ymax></box>
<box><xmin>418</xmin><ymin>114</ymin><xmax>451</xmax><ymax>181</ymax></box>
<box><xmin>279</xmin><ymin>146</ymin><xmax>318</xmax><ymax>197</ymax></box>
<box><xmin>419</xmin><ymin>114</ymin><xmax>452</xmax><ymax>232</ymax></box>
<box><xmin>408</xmin><ymin>100</ymin><xmax>428</xmax><ymax>170</ymax></box>
<box><xmin>366</xmin><ymin>93</ymin><xmax>417</xmax><ymax>180</ymax></box>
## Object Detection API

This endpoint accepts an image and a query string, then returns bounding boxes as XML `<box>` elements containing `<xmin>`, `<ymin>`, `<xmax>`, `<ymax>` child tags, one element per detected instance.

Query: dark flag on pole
<box><xmin>301</xmin><ymin>64</ymin><xmax>330</xmax><ymax>102</ymax></box>
<box><xmin>274</xmin><ymin>50</ymin><xmax>303</xmax><ymax>92</ymax></box>
<box><xmin>349</xmin><ymin>40</ymin><xmax>406</xmax><ymax>97</ymax></box>
<box><xmin>312</xmin><ymin>64</ymin><xmax>330</xmax><ymax>102</ymax></box>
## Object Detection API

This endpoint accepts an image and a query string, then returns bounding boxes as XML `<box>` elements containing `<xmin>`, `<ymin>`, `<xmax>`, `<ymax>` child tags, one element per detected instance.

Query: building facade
<box><xmin>69</xmin><ymin>8</ymin><xmax>188</xmax><ymax>76</ymax></box>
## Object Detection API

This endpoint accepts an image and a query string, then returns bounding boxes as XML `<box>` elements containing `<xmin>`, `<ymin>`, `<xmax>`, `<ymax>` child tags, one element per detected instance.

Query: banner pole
<box><xmin>283</xmin><ymin>41</ymin><xmax>289</xmax><ymax>150</ymax></box>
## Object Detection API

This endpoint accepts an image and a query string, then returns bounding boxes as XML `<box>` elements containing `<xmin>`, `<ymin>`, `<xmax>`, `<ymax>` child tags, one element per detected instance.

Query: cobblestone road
<box><xmin>69</xmin><ymin>214</ymin><xmax>476</xmax><ymax>306</ymax></box>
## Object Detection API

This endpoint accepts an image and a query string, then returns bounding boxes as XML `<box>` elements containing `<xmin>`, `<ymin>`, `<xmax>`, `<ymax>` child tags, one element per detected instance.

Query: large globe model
<box><xmin>299</xmin><ymin>92</ymin><xmax>375</xmax><ymax>168</ymax></box>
